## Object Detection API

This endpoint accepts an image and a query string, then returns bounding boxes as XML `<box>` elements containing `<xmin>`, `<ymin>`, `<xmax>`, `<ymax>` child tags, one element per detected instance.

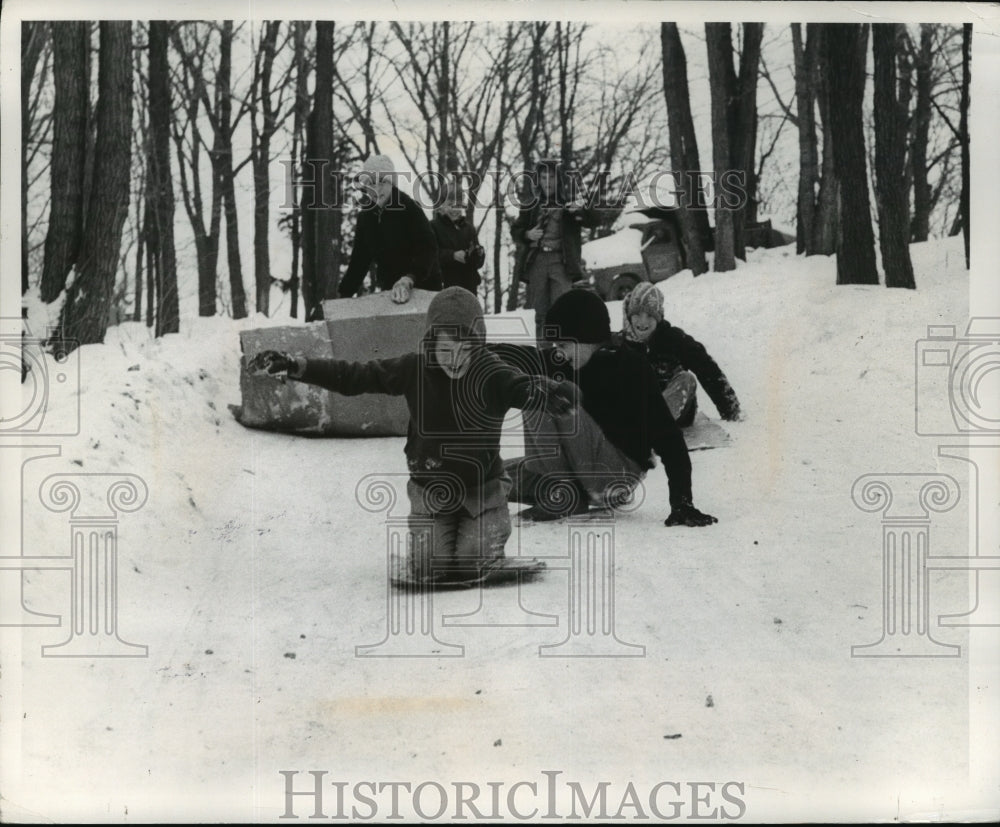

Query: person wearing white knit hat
<box><xmin>338</xmin><ymin>154</ymin><xmax>442</xmax><ymax>305</ymax></box>
<box><xmin>617</xmin><ymin>282</ymin><xmax>741</xmax><ymax>427</ymax></box>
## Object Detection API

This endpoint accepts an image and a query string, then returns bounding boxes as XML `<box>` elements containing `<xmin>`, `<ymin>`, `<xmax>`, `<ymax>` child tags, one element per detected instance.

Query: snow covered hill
<box><xmin>3</xmin><ymin>236</ymin><xmax>995</xmax><ymax>822</ymax></box>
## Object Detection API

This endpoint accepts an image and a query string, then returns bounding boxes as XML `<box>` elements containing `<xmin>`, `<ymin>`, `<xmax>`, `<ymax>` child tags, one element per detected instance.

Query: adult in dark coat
<box><xmin>615</xmin><ymin>282</ymin><xmax>741</xmax><ymax>427</ymax></box>
<box><xmin>430</xmin><ymin>196</ymin><xmax>485</xmax><ymax>294</ymax></box>
<box><xmin>337</xmin><ymin>154</ymin><xmax>442</xmax><ymax>303</ymax></box>
<box><xmin>510</xmin><ymin>159</ymin><xmax>601</xmax><ymax>337</ymax></box>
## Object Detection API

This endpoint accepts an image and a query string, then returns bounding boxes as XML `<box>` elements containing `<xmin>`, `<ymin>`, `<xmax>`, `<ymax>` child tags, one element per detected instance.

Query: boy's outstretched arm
<box><xmin>247</xmin><ymin>350</ymin><xmax>414</xmax><ymax>396</ymax></box>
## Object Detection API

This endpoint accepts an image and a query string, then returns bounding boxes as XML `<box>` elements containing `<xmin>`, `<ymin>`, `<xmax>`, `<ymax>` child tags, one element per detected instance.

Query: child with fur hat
<box><xmin>617</xmin><ymin>282</ymin><xmax>741</xmax><ymax>427</ymax></box>
<box><xmin>504</xmin><ymin>288</ymin><xmax>717</xmax><ymax>527</ymax></box>
<box><xmin>248</xmin><ymin>287</ymin><xmax>576</xmax><ymax>584</ymax></box>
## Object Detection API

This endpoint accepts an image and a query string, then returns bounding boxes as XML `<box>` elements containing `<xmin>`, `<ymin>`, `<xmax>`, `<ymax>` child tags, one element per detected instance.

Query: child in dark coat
<box><xmin>431</xmin><ymin>192</ymin><xmax>485</xmax><ymax>294</ymax></box>
<box><xmin>505</xmin><ymin>288</ymin><xmax>717</xmax><ymax>527</ymax></box>
<box><xmin>615</xmin><ymin>282</ymin><xmax>741</xmax><ymax>427</ymax></box>
<box><xmin>248</xmin><ymin>288</ymin><xmax>573</xmax><ymax>583</ymax></box>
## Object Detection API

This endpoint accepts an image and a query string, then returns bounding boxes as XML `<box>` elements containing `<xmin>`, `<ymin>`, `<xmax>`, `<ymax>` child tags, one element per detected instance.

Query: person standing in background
<box><xmin>431</xmin><ymin>185</ymin><xmax>485</xmax><ymax>295</ymax></box>
<box><xmin>511</xmin><ymin>158</ymin><xmax>600</xmax><ymax>338</ymax></box>
<box><xmin>338</xmin><ymin>154</ymin><xmax>442</xmax><ymax>304</ymax></box>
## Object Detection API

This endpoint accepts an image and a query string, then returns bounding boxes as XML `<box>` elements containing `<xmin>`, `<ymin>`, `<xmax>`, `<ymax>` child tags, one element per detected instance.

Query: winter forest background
<box><xmin>20</xmin><ymin>18</ymin><xmax>970</xmax><ymax>349</ymax></box>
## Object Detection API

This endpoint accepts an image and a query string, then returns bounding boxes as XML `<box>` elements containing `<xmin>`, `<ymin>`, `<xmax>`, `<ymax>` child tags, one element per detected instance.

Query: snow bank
<box><xmin>4</xmin><ymin>236</ymin><xmax>990</xmax><ymax>823</ymax></box>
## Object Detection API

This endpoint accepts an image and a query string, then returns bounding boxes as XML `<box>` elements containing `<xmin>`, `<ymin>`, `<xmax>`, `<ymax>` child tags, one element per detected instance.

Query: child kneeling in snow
<box><xmin>248</xmin><ymin>287</ymin><xmax>573</xmax><ymax>584</ymax></box>
<box><xmin>615</xmin><ymin>282</ymin><xmax>741</xmax><ymax>427</ymax></box>
<box><xmin>505</xmin><ymin>288</ymin><xmax>717</xmax><ymax>527</ymax></box>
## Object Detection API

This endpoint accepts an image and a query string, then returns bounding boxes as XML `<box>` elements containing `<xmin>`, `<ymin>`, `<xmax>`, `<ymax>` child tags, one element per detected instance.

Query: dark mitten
<box><xmin>538</xmin><ymin>377</ymin><xmax>579</xmax><ymax>416</ymax></box>
<box><xmin>247</xmin><ymin>350</ymin><xmax>297</xmax><ymax>376</ymax></box>
<box><xmin>469</xmin><ymin>244</ymin><xmax>486</xmax><ymax>269</ymax></box>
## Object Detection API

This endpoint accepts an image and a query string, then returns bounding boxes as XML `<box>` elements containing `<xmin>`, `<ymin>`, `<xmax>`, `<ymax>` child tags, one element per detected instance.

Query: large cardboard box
<box><xmin>234</xmin><ymin>290</ymin><xmax>437</xmax><ymax>436</ymax></box>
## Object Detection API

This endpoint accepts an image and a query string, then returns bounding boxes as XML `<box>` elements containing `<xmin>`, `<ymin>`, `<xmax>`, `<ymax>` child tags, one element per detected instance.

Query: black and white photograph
<box><xmin>1</xmin><ymin>0</ymin><xmax>998</xmax><ymax>822</ymax></box>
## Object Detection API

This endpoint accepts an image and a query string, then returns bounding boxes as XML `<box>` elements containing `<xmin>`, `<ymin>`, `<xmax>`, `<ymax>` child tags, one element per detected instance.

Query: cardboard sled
<box><xmin>233</xmin><ymin>290</ymin><xmax>438</xmax><ymax>436</ymax></box>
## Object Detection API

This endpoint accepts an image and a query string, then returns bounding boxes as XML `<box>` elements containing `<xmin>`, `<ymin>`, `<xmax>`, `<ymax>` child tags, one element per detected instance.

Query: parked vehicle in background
<box><xmin>583</xmin><ymin>206</ymin><xmax>794</xmax><ymax>301</ymax></box>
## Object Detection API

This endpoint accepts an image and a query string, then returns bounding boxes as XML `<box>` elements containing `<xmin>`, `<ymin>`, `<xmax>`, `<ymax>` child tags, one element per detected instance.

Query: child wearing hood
<box><xmin>616</xmin><ymin>282</ymin><xmax>741</xmax><ymax>427</ymax></box>
<box><xmin>248</xmin><ymin>287</ymin><xmax>574</xmax><ymax>584</ymax></box>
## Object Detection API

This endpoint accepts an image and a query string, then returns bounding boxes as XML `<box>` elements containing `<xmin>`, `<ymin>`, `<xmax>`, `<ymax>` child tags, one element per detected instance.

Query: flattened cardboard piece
<box><xmin>235</xmin><ymin>290</ymin><xmax>437</xmax><ymax>436</ymax></box>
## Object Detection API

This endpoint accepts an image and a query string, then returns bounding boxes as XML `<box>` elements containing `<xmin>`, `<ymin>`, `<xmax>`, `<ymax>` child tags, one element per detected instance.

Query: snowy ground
<box><xmin>2</xmin><ymin>236</ymin><xmax>997</xmax><ymax>823</ymax></box>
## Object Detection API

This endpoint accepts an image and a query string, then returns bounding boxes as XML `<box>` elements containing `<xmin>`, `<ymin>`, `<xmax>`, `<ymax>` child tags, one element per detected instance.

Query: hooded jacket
<box><xmin>296</xmin><ymin>288</ymin><xmax>540</xmax><ymax>500</ymax></box>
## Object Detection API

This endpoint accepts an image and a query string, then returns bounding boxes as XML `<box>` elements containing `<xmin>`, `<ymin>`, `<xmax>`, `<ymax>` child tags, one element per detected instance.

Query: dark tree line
<box><xmin>661</xmin><ymin>22</ymin><xmax>970</xmax><ymax>288</ymax></box>
<box><xmin>21</xmin><ymin>20</ymin><xmax>972</xmax><ymax>352</ymax></box>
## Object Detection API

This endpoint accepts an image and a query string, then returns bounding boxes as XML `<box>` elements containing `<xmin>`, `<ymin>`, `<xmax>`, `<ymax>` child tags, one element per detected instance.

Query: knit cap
<box><xmin>360</xmin><ymin>154</ymin><xmax>395</xmax><ymax>178</ymax></box>
<box><xmin>623</xmin><ymin>282</ymin><xmax>664</xmax><ymax>323</ymax></box>
<box><xmin>425</xmin><ymin>286</ymin><xmax>486</xmax><ymax>343</ymax></box>
<box><xmin>543</xmin><ymin>288</ymin><xmax>611</xmax><ymax>344</ymax></box>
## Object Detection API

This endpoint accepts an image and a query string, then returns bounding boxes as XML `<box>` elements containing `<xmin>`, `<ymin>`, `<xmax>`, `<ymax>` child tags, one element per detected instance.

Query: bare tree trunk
<box><xmin>252</xmin><ymin>21</ymin><xmax>280</xmax><ymax>317</ymax></box>
<box><xmin>873</xmin><ymin>24</ymin><xmax>916</xmax><ymax>289</ymax></box>
<box><xmin>59</xmin><ymin>22</ymin><xmax>133</xmax><ymax>348</ymax></box>
<box><xmin>494</xmin><ymin>24</ymin><xmax>513</xmax><ymax>315</ymax></box>
<box><xmin>705</xmin><ymin>23</ymin><xmax>736</xmax><ymax>272</ymax></box>
<box><xmin>41</xmin><ymin>22</ymin><xmax>89</xmax><ymax>302</ymax></box>
<box><xmin>958</xmin><ymin>23</ymin><xmax>970</xmax><ymax>268</ymax></box>
<box><xmin>507</xmin><ymin>22</ymin><xmax>549</xmax><ymax>311</ymax></box>
<box><xmin>22</xmin><ymin>22</ymin><xmax>48</xmax><ymax>294</ymax></box>
<box><xmin>555</xmin><ymin>22</ymin><xmax>584</xmax><ymax>168</ymax></box>
<box><xmin>145</xmin><ymin>230</ymin><xmax>154</xmax><ymax>327</ymax></box>
<box><xmin>661</xmin><ymin>23</ymin><xmax>708</xmax><ymax>275</ymax></box>
<box><xmin>731</xmin><ymin>23</ymin><xmax>763</xmax><ymax>255</ymax></box>
<box><xmin>302</xmin><ymin>21</ymin><xmax>336</xmax><ymax>320</ymax></box>
<box><xmin>170</xmin><ymin>24</ymin><xmax>219</xmax><ymax>317</ymax></box>
<box><xmin>147</xmin><ymin>21</ymin><xmax>180</xmax><ymax>332</ymax></box>
<box><xmin>825</xmin><ymin>24</ymin><xmax>878</xmax><ymax>285</ymax></box>
<box><xmin>217</xmin><ymin>21</ymin><xmax>247</xmax><ymax>319</ymax></box>
<box><xmin>813</xmin><ymin>26</ymin><xmax>839</xmax><ymax>256</ymax></box>
<box><xmin>438</xmin><ymin>21</ymin><xmax>451</xmax><ymax>181</ymax></box>
<box><xmin>909</xmin><ymin>24</ymin><xmax>933</xmax><ymax>243</ymax></box>
<box><xmin>791</xmin><ymin>24</ymin><xmax>816</xmax><ymax>254</ymax></box>
<box><xmin>132</xmin><ymin>200</ymin><xmax>144</xmax><ymax>322</ymax></box>
<box><xmin>288</xmin><ymin>21</ymin><xmax>308</xmax><ymax>319</ymax></box>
